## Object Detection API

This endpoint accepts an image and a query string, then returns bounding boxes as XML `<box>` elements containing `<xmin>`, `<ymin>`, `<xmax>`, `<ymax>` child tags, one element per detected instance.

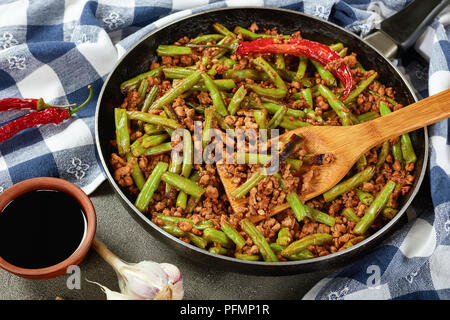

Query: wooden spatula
<box><xmin>218</xmin><ymin>89</ymin><xmax>450</xmax><ymax>223</ymax></box>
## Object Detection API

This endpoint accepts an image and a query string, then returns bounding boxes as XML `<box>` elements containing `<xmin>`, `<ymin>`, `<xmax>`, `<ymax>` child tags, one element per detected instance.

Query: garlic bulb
<box><xmin>90</xmin><ymin>237</ymin><xmax>184</xmax><ymax>300</ymax></box>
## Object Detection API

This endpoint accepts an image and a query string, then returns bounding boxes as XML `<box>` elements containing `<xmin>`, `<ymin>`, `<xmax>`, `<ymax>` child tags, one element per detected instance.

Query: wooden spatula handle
<box><xmin>361</xmin><ymin>89</ymin><xmax>450</xmax><ymax>145</ymax></box>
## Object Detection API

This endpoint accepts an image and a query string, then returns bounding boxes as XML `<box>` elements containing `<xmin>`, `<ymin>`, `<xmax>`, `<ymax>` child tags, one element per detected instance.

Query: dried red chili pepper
<box><xmin>236</xmin><ymin>38</ymin><xmax>353</xmax><ymax>100</ymax></box>
<box><xmin>0</xmin><ymin>98</ymin><xmax>76</xmax><ymax>112</ymax></box>
<box><xmin>0</xmin><ymin>85</ymin><xmax>92</xmax><ymax>143</ymax></box>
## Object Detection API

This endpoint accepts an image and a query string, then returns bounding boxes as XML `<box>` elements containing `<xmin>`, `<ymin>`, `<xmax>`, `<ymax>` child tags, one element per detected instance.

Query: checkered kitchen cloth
<box><xmin>0</xmin><ymin>0</ymin><xmax>449</xmax><ymax>299</ymax></box>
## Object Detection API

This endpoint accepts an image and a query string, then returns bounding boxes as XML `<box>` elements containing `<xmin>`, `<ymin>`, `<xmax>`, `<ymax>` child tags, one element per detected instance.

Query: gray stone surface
<box><xmin>0</xmin><ymin>181</ymin><xmax>338</xmax><ymax>300</ymax></box>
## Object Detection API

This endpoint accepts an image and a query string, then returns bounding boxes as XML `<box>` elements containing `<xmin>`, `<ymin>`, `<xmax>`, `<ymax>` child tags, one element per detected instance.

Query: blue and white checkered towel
<box><xmin>0</xmin><ymin>0</ymin><xmax>448</xmax><ymax>299</ymax></box>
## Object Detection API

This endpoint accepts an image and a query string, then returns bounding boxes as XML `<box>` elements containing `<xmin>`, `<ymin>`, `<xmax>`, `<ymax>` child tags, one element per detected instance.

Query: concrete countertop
<box><xmin>0</xmin><ymin>180</ymin><xmax>337</xmax><ymax>300</ymax></box>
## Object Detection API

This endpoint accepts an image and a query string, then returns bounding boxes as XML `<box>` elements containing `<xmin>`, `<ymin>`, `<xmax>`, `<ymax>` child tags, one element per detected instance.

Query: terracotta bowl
<box><xmin>0</xmin><ymin>178</ymin><xmax>96</xmax><ymax>280</ymax></box>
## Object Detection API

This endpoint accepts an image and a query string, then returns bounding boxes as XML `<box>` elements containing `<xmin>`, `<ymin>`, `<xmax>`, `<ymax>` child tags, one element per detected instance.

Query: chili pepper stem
<box><xmin>36</xmin><ymin>98</ymin><xmax>77</xmax><ymax>111</ymax></box>
<box><xmin>69</xmin><ymin>85</ymin><xmax>93</xmax><ymax>115</ymax></box>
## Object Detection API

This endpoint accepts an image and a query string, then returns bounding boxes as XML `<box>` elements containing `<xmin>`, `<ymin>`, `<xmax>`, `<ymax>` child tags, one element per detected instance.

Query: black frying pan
<box><xmin>95</xmin><ymin>6</ymin><xmax>439</xmax><ymax>275</ymax></box>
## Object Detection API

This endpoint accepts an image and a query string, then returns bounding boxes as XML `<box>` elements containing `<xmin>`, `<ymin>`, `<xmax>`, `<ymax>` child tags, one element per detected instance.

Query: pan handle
<box><xmin>380</xmin><ymin>0</ymin><xmax>449</xmax><ymax>51</ymax></box>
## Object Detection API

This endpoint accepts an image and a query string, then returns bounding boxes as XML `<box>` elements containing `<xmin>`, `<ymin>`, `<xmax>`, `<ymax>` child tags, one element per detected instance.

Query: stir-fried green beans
<box><xmin>112</xmin><ymin>22</ymin><xmax>418</xmax><ymax>263</ymax></box>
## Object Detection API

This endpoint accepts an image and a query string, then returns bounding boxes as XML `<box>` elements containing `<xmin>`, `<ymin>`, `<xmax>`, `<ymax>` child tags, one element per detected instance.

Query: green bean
<box><xmin>190</xmin><ymin>34</ymin><xmax>224</xmax><ymax>44</ymax></box>
<box><xmin>156</xmin><ymin>214</ymin><xmax>212</xmax><ymax>230</ymax></box>
<box><xmin>401</xmin><ymin>134</ymin><xmax>417</xmax><ymax>164</ymax></box>
<box><xmin>353</xmin><ymin>180</ymin><xmax>397</xmax><ymax>235</ymax></box>
<box><xmin>221</xmin><ymin>222</ymin><xmax>246</xmax><ymax>249</ymax></box>
<box><xmin>357</xmin><ymin>190</ymin><xmax>374</xmax><ymax>206</ymax></box>
<box><xmin>203</xmin><ymin>228</ymin><xmax>234</xmax><ymax>248</ymax></box>
<box><xmin>137</xmin><ymin>77</ymin><xmax>149</xmax><ymax>99</ymax></box>
<box><xmin>279</xmin><ymin>117</ymin><xmax>311</xmax><ymax>130</ymax></box>
<box><xmin>202</xmin><ymin>107</ymin><xmax>214</xmax><ymax>150</ymax></box>
<box><xmin>357</xmin><ymin>111</ymin><xmax>380</xmax><ymax>123</ymax></box>
<box><xmin>376</xmin><ymin>141</ymin><xmax>390</xmax><ymax>168</ymax></box>
<box><xmin>114</xmin><ymin>108</ymin><xmax>130</xmax><ymax>156</ymax></box>
<box><xmin>343</xmin><ymin>236</ymin><xmax>365</xmax><ymax>249</ymax></box>
<box><xmin>240</xmin><ymin>219</ymin><xmax>278</xmax><ymax>262</ymax></box>
<box><xmin>176</xmin><ymin>171</ymin><xmax>199</xmax><ymax>209</ymax></box>
<box><xmin>140</xmin><ymin>142</ymin><xmax>172</xmax><ymax>157</ymax></box>
<box><xmin>329</xmin><ymin>42</ymin><xmax>344</xmax><ymax>52</ymax></box>
<box><xmin>161</xmin><ymin>224</ymin><xmax>185</xmax><ymax>237</ymax></box>
<box><xmin>288</xmin><ymin>249</ymin><xmax>315</xmax><ymax>261</ymax></box>
<box><xmin>323</xmin><ymin>166</ymin><xmax>376</xmax><ymax>201</ymax></box>
<box><xmin>369</xmin><ymin>90</ymin><xmax>398</xmax><ymax>106</ymax></box>
<box><xmin>247</xmin><ymin>57</ymin><xmax>287</xmax><ymax>99</ymax></box>
<box><xmin>301</xmin><ymin>88</ymin><xmax>313</xmax><ymax>108</ymax></box>
<box><xmin>234</xmin><ymin>253</ymin><xmax>260</xmax><ymax>261</ymax></box>
<box><xmin>287</xmin><ymin>192</ymin><xmax>335</xmax><ymax>226</ymax></box>
<box><xmin>355</xmin><ymin>154</ymin><xmax>367</xmax><ymax>170</ymax></box>
<box><xmin>137</xmin><ymin>85</ymin><xmax>160</xmax><ymax>130</ymax></box>
<box><xmin>213</xmin><ymin>34</ymin><xmax>237</xmax><ymax>60</ymax></box>
<box><xmin>224</xmin><ymin>69</ymin><xmax>269</xmax><ymax>81</ymax></box>
<box><xmin>234</xmin><ymin>26</ymin><xmax>291</xmax><ymax>40</ymax></box>
<box><xmin>127</xmin><ymin>111</ymin><xmax>182</xmax><ymax>130</ymax></box>
<box><xmin>317</xmin><ymin>84</ymin><xmax>353</xmax><ymax>126</ymax></box>
<box><xmin>212</xmin><ymin>110</ymin><xmax>234</xmax><ymax>130</ymax></box>
<box><xmin>379</xmin><ymin>100</ymin><xmax>409</xmax><ymax>166</ymax></box>
<box><xmin>181</xmin><ymin>129</ymin><xmax>193</xmax><ymax>178</ymax></box>
<box><xmin>344</xmin><ymin>72</ymin><xmax>378</xmax><ymax>105</ymax></box>
<box><xmin>382</xmin><ymin>207</ymin><xmax>398</xmax><ymax>220</ymax></box>
<box><xmin>187</xmin><ymin>233</ymin><xmax>208</xmax><ymax>249</ymax></box>
<box><xmin>230</xmin><ymin>168</ymin><xmax>267</xmax><ymax>199</ymax></box>
<box><xmin>209</xmin><ymin>247</ymin><xmax>228</xmax><ymax>255</ymax></box>
<box><xmin>166</xmin><ymin>151</ymin><xmax>182</xmax><ymax>195</ymax></box>
<box><xmin>213</xmin><ymin>23</ymin><xmax>235</xmax><ymax>37</ymax></box>
<box><xmin>201</xmin><ymin>73</ymin><xmax>229</xmax><ymax>117</ymax></box>
<box><xmin>126</xmin><ymin>153</ymin><xmax>145</xmax><ymax>191</ymax></box>
<box><xmin>250</xmin><ymin>101</ymin><xmax>305</xmax><ymax>118</ymax></box>
<box><xmin>150</xmin><ymin>70</ymin><xmax>202</xmax><ymax>110</ymax></box>
<box><xmin>309</xmin><ymin>207</ymin><xmax>336</xmax><ymax>227</ymax></box>
<box><xmin>285</xmin><ymin>158</ymin><xmax>303</xmax><ymax>171</ymax></box>
<box><xmin>120</xmin><ymin>66</ymin><xmax>164</xmax><ymax>93</ymax></box>
<box><xmin>161</xmin><ymin>172</ymin><xmax>205</xmax><ymax>198</ymax></box>
<box><xmin>338</xmin><ymin>47</ymin><xmax>348</xmax><ymax>58</ymax></box>
<box><xmin>141</xmin><ymin>133</ymin><xmax>169</xmax><ymax>148</ymax></box>
<box><xmin>296</xmin><ymin>56</ymin><xmax>308</xmax><ymax>80</ymax></box>
<box><xmin>156</xmin><ymin>45</ymin><xmax>192</xmax><ymax>56</ymax></box>
<box><xmin>253</xmin><ymin>110</ymin><xmax>267</xmax><ymax>129</ymax></box>
<box><xmin>163</xmin><ymin>67</ymin><xmax>194</xmax><ymax>79</ymax></box>
<box><xmin>267</xmin><ymin>105</ymin><xmax>287</xmax><ymax>129</ymax></box>
<box><xmin>274</xmin><ymin>54</ymin><xmax>285</xmax><ymax>70</ymax></box>
<box><xmin>143</xmin><ymin>123</ymin><xmax>165</xmax><ymax>135</ymax></box>
<box><xmin>192</xmin><ymin>79</ymin><xmax>236</xmax><ymax>91</ymax></box>
<box><xmin>270</xmin><ymin>243</ymin><xmax>286</xmax><ymax>255</ymax></box>
<box><xmin>286</xmin><ymin>192</ymin><xmax>308</xmax><ymax>222</ymax></box>
<box><xmin>311</xmin><ymin>60</ymin><xmax>336</xmax><ymax>87</ymax></box>
<box><xmin>392</xmin><ymin>139</ymin><xmax>404</xmax><ymax>167</ymax></box>
<box><xmin>281</xmin><ymin>234</ymin><xmax>333</xmax><ymax>258</ymax></box>
<box><xmin>342</xmin><ymin>208</ymin><xmax>361</xmax><ymax>223</ymax></box>
<box><xmin>228</xmin><ymin>85</ymin><xmax>247</xmax><ymax>116</ymax></box>
<box><xmin>276</xmin><ymin>228</ymin><xmax>292</xmax><ymax>246</ymax></box>
<box><xmin>135</xmin><ymin>162</ymin><xmax>168</xmax><ymax>212</ymax></box>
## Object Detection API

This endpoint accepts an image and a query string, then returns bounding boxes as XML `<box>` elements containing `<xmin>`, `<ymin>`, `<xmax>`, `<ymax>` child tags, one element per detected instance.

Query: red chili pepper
<box><xmin>0</xmin><ymin>86</ymin><xmax>92</xmax><ymax>143</ymax></box>
<box><xmin>236</xmin><ymin>38</ymin><xmax>353</xmax><ymax>100</ymax></box>
<box><xmin>0</xmin><ymin>97</ymin><xmax>76</xmax><ymax>111</ymax></box>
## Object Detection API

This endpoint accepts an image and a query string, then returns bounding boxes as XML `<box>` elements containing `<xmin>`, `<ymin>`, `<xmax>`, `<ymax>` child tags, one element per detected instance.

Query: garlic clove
<box><xmin>91</xmin><ymin>237</ymin><xmax>184</xmax><ymax>300</ymax></box>
<box><xmin>87</xmin><ymin>280</ymin><xmax>135</xmax><ymax>300</ymax></box>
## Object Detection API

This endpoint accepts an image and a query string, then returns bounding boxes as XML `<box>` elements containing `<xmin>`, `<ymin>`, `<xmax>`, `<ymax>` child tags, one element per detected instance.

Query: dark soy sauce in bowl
<box><xmin>0</xmin><ymin>190</ymin><xmax>87</xmax><ymax>269</ymax></box>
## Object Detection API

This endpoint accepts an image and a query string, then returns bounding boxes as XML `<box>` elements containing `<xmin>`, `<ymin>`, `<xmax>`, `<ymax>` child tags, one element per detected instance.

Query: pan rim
<box><xmin>94</xmin><ymin>6</ymin><xmax>429</xmax><ymax>269</ymax></box>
